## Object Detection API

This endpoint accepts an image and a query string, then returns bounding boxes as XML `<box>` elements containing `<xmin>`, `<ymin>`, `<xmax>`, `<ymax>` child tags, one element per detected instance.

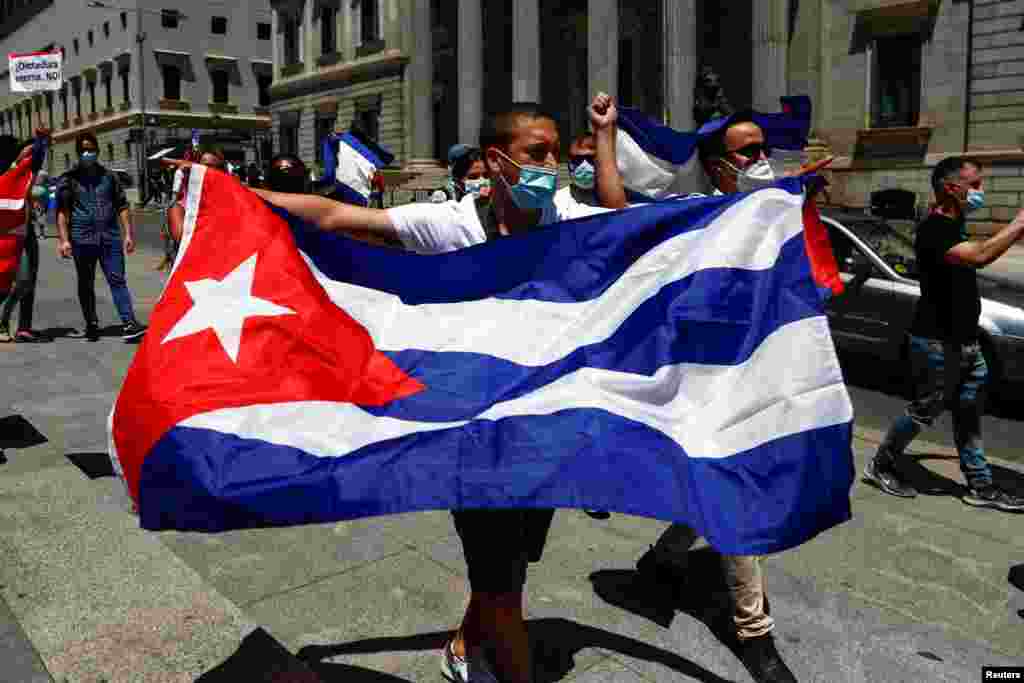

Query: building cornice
<box><xmin>269</xmin><ymin>49</ymin><xmax>408</xmax><ymax>102</ymax></box>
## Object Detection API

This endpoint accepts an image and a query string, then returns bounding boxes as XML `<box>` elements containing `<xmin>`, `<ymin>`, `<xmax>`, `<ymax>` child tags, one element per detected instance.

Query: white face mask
<box><xmin>735</xmin><ymin>159</ymin><xmax>777</xmax><ymax>193</ymax></box>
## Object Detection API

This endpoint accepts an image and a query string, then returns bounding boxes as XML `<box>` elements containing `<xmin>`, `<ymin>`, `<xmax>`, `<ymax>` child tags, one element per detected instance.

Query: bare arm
<box><xmin>251</xmin><ymin>188</ymin><xmax>397</xmax><ymax>239</ymax></box>
<box><xmin>946</xmin><ymin>209</ymin><xmax>1024</xmax><ymax>268</ymax></box>
<box><xmin>590</xmin><ymin>93</ymin><xmax>628</xmax><ymax>210</ymax></box>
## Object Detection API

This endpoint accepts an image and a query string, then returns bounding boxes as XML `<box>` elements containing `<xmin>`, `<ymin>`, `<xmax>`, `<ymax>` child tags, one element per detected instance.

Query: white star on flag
<box><xmin>162</xmin><ymin>253</ymin><xmax>295</xmax><ymax>363</ymax></box>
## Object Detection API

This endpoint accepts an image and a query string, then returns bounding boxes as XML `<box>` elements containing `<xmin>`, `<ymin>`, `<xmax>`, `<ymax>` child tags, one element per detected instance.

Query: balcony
<box><xmin>159</xmin><ymin>99</ymin><xmax>191</xmax><ymax>112</ymax></box>
<box><xmin>208</xmin><ymin>102</ymin><xmax>238</xmax><ymax>115</ymax></box>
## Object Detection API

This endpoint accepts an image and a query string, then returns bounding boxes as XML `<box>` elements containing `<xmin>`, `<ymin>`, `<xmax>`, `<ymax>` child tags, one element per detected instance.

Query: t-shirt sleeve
<box><xmin>386</xmin><ymin>201</ymin><xmax>484</xmax><ymax>254</ymax></box>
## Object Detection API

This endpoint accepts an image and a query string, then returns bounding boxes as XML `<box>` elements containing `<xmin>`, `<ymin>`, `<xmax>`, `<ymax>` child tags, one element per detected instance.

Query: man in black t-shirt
<box><xmin>864</xmin><ymin>156</ymin><xmax>1024</xmax><ymax>512</ymax></box>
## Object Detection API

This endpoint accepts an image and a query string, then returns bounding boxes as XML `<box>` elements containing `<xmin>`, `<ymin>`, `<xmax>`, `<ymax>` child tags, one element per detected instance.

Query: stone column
<box><xmin>406</xmin><ymin>0</ymin><xmax>436</xmax><ymax>164</ymax></box>
<box><xmin>512</xmin><ymin>0</ymin><xmax>540</xmax><ymax>101</ymax></box>
<box><xmin>663</xmin><ymin>0</ymin><xmax>697</xmax><ymax>130</ymax></box>
<box><xmin>271</xmin><ymin>9</ymin><xmax>280</xmax><ymax>79</ymax></box>
<box><xmin>588</xmin><ymin>0</ymin><xmax>618</xmax><ymax>99</ymax></box>
<box><xmin>457</xmin><ymin>0</ymin><xmax>483</xmax><ymax>145</ymax></box>
<box><xmin>751</xmin><ymin>0</ymin><xmax>788</xmax><ymax>112</ymax></box>
<box><xmin>303</xmin><ymin>0</ymin><xmax>315</xmax><ymax>69</ymax></box>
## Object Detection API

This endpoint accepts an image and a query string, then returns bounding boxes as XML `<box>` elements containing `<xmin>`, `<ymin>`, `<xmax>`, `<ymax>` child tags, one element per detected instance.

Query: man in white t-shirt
<box><xmin>237</xmin><ymin>93</ymin><xmax>627</xmax><ymax>683</ymax></box>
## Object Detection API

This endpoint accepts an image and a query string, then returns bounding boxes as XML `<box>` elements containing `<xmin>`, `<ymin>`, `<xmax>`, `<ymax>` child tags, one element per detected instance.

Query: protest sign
<box><xmin>8</xmin><ymin>50</ymin><xmax>63</xmax><ymax>93</ymax></box>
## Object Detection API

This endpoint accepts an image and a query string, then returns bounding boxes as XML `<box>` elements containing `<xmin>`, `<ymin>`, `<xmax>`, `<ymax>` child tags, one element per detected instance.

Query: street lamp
<box><xmin>86</xmin><ymin>1</ymin><xmax>187</xmax><ymax>205</ymax></box>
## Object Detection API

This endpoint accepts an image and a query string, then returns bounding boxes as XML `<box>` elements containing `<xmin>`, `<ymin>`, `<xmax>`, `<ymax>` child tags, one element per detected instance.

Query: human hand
<box><xmin>589</xmin><ymin>92</ymin><xmax>618</xmax><ymax>130</ymax></box>
<box><xmin>124</xmin><ymin>236</ymin><xmax>135</xmax><ymax>254</ymax></box>
<box><xmin>58</xmin><ymin>240</ymin><xmax>72</xmax><ymax>259</ymax></box>
<box><xmin>791</xmin><ymin>156</ymin><xmax>834</xmax><ymax>177</ymax></box>
<box><xmin>34</xmin><ymin>127</ymin><xmax>52</xmax><ymax>140</ymax></box>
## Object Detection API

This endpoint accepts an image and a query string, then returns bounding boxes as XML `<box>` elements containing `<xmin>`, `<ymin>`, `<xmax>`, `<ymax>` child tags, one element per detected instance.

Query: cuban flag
<box><xmin>109</xmin><ymin>165</ymin><xmax>853</xmax><ymax>555</ymax></box>
<box><xmin>319</xmin><ymin>131</ymin><xmax>394</xmax><ymax>206</ymax></box>
<box><xmin>0</xmin><ymin>154</ymin><xmax>34</xmax><ymax>291</ymax></box>
<box><xmin>617</xmin><ymin>96</ymin><xmax>813</xmax><ymax>201</ymax></box>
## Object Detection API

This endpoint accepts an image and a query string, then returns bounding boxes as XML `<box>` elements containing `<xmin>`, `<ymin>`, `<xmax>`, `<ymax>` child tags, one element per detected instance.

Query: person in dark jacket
<box><xmin>56</xmin><ymin>131</ymin><xmax>146</xmax><ymax>342</ymax></box>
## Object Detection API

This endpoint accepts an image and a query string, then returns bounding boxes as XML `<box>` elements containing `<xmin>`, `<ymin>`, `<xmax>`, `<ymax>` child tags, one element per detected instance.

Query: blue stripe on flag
<box><xmin>363</xmin><ymin>233</ymin><xmax>821</xmax><ymax>422</ymax></box>
<box><xmin>138</xmin><ymin>416</ymin><xmax>853</xmax><ymax>555</ymax></box>
<box><xmin>277</xmin><ymin>178</ymin><xmax>806</xmax><ymax>305</ymax></box>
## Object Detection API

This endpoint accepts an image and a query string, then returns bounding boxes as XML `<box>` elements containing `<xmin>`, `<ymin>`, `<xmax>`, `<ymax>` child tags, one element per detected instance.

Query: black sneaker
<box><xmin>67</xmin><ymin>323</ymin><xmax>101</xmax><ymax>341</ymax></box>
<box><xmin>736</xmin><ymin>634</ymin><xmax>797</xmax><ymax>683</ymax></box>
<box><xmin>122</xmin><ymin>321</ymin><xmax>147</xmax><ymax>341</ymax></box>
<box><xmin>962</xmin><ymin>484</ymin><xmax>1024</xmax><ymax>513</ymax></box>
<box><xmin>863</xmin><ymin>450</ymin><xmax>917</xmax><ymax>498</ymax></box>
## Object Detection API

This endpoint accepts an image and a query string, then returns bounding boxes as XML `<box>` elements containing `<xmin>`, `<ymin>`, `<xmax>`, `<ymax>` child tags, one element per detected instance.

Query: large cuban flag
<box><xmin>617</xmin><ymin>96</ymin><xmax>813</xmax><ymax>201</ymax></box>
<box><xmin>319</xmin><ymin>131</ymin><xmax>394</xmax><ymax>206</ymax></box>
<box><xmin>109</xmin><ymin>165</ymin><xmax>853</xmax><ymax>555</ymax></box>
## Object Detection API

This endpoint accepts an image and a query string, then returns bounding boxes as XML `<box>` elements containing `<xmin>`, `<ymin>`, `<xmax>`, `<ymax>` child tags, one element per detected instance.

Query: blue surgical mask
<box><xmin>570</xmin><ymin>159</ymin><xmax>596</xmax><ymax>190</ymax></box>
<box><xmin>495</xmin><ymin>150</ymin><xmax>557</xmax><ymax>210</ymax></box>
<box><xmin>79</xmin><ymin>151</ymin><xmax>98</xmax><ymax>167</ymax></box>
<box><xmin>966</xmin><ymin>188</ymin><xmax>985</xmax><ymax>213</ymax></box>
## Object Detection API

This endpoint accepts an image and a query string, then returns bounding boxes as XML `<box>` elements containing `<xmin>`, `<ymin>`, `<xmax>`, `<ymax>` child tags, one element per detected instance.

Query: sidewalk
<box><xmin>0</xmin><ymin>238</ymin><xmax>1021</xmax><ymax>682</ymax></box>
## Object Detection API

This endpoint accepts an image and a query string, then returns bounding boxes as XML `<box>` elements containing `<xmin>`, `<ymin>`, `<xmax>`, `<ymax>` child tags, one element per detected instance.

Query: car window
<box><xmin>826</xmin><ymin>224</ymin><xmax>878</xmax><ymax>276</ymax></box>
<box><xmin>845</xmin><ymin>220</ymin><xmax>919</xmax><ymax>279</ymax></box>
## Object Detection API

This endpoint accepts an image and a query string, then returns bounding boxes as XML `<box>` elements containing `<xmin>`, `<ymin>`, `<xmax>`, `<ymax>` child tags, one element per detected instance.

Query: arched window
<box><xmin>162</xmin><ymin>64</ymin><xmax>181</xmax><ymax>100</ymax></box>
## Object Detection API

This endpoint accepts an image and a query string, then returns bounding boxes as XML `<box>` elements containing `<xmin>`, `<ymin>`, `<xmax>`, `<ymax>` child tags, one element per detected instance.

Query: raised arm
<box><xmin>251</xmin><ymin>188</ymin><xmax>397</xmax><ymax>238</ymax></box>
<box><xmin>589</xmin><ymin>93</ymin><xmax>628</xmax><ymax>210</ymax></box>
<box><xmin>945</xmin><ymin>208</ymin><xmax>1024</xmax><ymax>268</ymax></box>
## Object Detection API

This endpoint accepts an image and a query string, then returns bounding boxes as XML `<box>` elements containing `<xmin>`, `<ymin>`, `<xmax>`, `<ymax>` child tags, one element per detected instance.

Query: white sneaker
<box><xmin>440</xmin><ymin>640</ymin><xmax>500</xmax><ymax>683</ymax></box>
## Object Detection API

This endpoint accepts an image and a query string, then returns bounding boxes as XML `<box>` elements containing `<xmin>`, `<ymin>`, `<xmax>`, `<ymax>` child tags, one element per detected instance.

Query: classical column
<box><xmin>588</xmin><ymin>0</ymin><xmax>618</xmax><ymax>99</ymax></box>
<box><xmin>663</xmin><ymin>0</ymin><xmax>697</xmax><ymax>130</ymax></box>
<box><xmin>303</xmin><ymin>0</ymin><xmax>315</xmax><ymax>69</ymax></box>
<box><xmin>457</xmin><ymin>0</ymin><xmax>483</xmax><ymax>145</ymax></box>
<box><xmin>512</xmin><ymin>0</ymin><xmax>540</xmax><ymax>101</ymax></box>
<box><xmin>406</xmin><ymin>0</ymin><xmax>436</xmax><ymax>164</ymax></box>
<box><xmin>751</xmin><ymin>0</ymin><xmax>788</xmax><ymax>112</ymax></box>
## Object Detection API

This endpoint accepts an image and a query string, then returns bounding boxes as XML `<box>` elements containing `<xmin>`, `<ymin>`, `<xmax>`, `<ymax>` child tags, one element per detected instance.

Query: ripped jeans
<box><xmin>880</xmin><ymin>335</ymin><xmax>991</xmax><ymax>489</ymax></box>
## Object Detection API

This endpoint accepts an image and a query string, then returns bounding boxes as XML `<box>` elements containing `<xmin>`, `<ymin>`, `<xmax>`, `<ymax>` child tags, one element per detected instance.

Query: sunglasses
<box><xmin>727</xmin><ymin>143</ymin><xmax>771</xmax><ymax>161</ymax></box>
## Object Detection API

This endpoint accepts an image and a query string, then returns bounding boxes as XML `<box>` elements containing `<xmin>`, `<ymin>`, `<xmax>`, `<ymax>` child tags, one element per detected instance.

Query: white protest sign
<box><xmin>8</xmin><ymin>50</ymin><xmax>63</xmax><ymax>93</ymax></box>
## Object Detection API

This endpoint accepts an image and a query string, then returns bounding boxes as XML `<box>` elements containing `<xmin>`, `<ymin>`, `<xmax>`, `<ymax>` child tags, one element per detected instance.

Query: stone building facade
<box><xmin>0</xmin><ymin>0</ymin><xmax>273</xmax><ymax>201</ymax></box>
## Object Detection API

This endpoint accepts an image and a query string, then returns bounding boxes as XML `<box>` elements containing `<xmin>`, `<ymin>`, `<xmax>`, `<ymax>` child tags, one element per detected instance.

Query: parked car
<box><xmin>110</xmin><ymin>168</ymin><xmax>134</xmax><ymax>189</ymax></box>
<box><xmin>822</xmin><ymin>211</ymin><xmax>1024</xmax><ymax>401</ymax></box>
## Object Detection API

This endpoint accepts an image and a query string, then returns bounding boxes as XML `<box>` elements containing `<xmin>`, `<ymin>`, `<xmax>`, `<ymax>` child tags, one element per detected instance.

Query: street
<box><xmin>0</xmin><ymin>217</ymin><xmax>1020</xmax><ymax>682</ymax></box>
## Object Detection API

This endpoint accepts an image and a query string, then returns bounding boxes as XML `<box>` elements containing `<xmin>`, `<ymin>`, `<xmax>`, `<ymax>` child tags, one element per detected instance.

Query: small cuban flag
<box><xmin>320</xmin><ymin>130</ymin><xmax>394</xmax><ymax>206</ymax></box>
<box><xmin>0</xmin><ymin>152</ymin><xmax>35</xmax><ymax>290</ymax></box>
<box><xmin>616</xmin><ymin>95</ymin><xmax>814</xmax><ymax>201</ymax></box>
<box><xmin>108</xmin><ymin>164</ymin><xmax>853</xmax><ymax>555</ymax></box>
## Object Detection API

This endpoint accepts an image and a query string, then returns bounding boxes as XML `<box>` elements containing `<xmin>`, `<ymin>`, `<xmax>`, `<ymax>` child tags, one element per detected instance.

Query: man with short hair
<box><xmin>57</xmin><ymin>131</ymin><xmax>146</xmax><ymax>342</ymax></box>
<box><xmin>864</xmin><ymin>156</ymin><xmax>1024</xmax><ymax>512</ymax></box>
<box><xmin>635</xmin><ymin>112</ymin><xmax>798</xmax><ymax>683</ymax></box>
<box><xmin>553</xmin><ymin>131</ymin><xmax>627</xmax><ymax>218</ymax></box>
<box><xmin>234</xmin><ymin>93</ymin><xmax>625</xmax><ymax>683</ymax></box>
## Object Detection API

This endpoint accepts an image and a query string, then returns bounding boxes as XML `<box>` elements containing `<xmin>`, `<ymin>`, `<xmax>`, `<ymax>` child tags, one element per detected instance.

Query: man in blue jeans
<box><xmin>56</xmin><ymin>132</ymin><xmax>146</xmax><ymax>342</ymax></box>
<box><xmin>864</xmin><ymin>156</ymin><xmax>1024</xmax><ymax>512</ymax></box>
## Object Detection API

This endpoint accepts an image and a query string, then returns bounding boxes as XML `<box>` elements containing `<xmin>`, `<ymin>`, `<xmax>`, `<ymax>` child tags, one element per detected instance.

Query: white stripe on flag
<box><xmin>179</xmin><ymin>316</ymin><xmax>851</xmax><ymax>460</ymax></box>
<box><xmin>0</xmin><ymin>198</ymin><xmax>26</xmax><ymax>210</ymax></box>
<box><xmin>616</xmin><ymin>128</ymin><xmax>708</xmax><ymax>199</ymax></box>
<box><xmin>304</xmin><ymin>188</ymin><xmax>806</xmax><ymax>366</ymax></box>
<box><xmin>334</xmin><ymin>140</ymin><xmax>377</xmax><ymax>199</ymax></box>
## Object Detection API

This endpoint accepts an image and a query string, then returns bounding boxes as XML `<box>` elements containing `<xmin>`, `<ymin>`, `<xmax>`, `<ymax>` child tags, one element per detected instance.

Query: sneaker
<box><xmin>863</xmin><ymin>450</ymin><xmax>917</xmax><ymax>498</ymax></box>
<box><xmin>122</xmin><ymin>321</ymin><xmax>147</xmax><ymax>341</ymax></box>
<box><xmin>14</xmin><ymin>329</ymin><xmax>49</xmax><ymax>343</ymax></box>
<box><xmin>440</xmin><ymin>640</ymin><xmax>500</xmax><ymax>683</ymax></box>
<box><xmin>736</xmin><ymin>634</ymin><xmax>797</xmax><ymax>683</ymax></box>
<box><xmin>68</xmin><ymin>323</ymin><xmax>101</xmax><ymax>341</ymax></box>
<box><xmin>962</xmin><ymin>484</ymin><xmax>1024</xmax><ymax>513</ymax></box>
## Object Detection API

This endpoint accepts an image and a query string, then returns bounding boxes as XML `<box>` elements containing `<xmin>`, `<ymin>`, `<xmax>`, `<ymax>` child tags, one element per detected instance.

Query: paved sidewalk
<box><xmin>0</xmin><ymin>236</ymin><xmax>1021</xmax><ymax>682</ymax></box>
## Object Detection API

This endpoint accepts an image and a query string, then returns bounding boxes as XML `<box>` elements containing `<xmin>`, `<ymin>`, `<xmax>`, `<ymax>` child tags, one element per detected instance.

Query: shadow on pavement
<box><xmin>297</xmin><ymin>615</ymin><xmax>733</xmax><ymax>683</ymax></box>
<box><xmin>195</xmin><ymin>627</ymin><xmax>329</xmax><ymax>683</ymax></box>
<box><xmin>65</xmin><ymin>451</ymin><xmax>116</xmax><ymax>479</ymax></box>
<box><xmin>889</xmin><ymin>454</ymin><xmax>1024</xmax><ymax>498</ymax></box>
<box><xmin>0</xmin><ymin>414</ymin><xmax>48</xmax><ymax>449</ymax></box>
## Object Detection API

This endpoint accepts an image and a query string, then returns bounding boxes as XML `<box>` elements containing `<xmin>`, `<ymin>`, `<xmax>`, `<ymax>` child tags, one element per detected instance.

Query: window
<box><xmin>211</xmin><ymin>70</ymin><xmax>229</xmax><ymax>104</ymax></box>
<box><xmin>280</xmin><ymin>122</ymin><xmax>299</xmax><ymax>155</ymax></box>
<box><xmin>360</xmin><ymin>0</ymin><xmax>379</xmax><ymax>43</ymax></box>
<box><xmin>211</xmin><ymin>16</ymin><xmax>227</xmax><ymax>35</ymax></box>
<box><xmin>73</xmin><ymin>38</ymin><xmax>79</xmax><ymax>54</ymax></box>
<box><xmin>283</xmin><ymin>16</ymin><xmax>300</xmax><ymax>65</ymax></box>
<box><xmin>356</xmin><ymin>108</ymin><xmax>379</xmax><ymax>143</ymax></box>
<box><xmin>161</xmin><ymin>9</ymin><xmax>179</xmax><ymax>29</ymax></box>
<box><xmin>88</xmin><ymin>81</ymin><xmax>96</xmax><ymax>114</ymax></box>
<box><xmin>88</xmin><ymin>30</ymin><xmax>93</xmax><ymax>46</ymax></box>
<box><xmin>315</xmin><ymin>114</ymin><xmax>337</xmax><ymax>163</ymax></box>
<box><xmin>103</xmin><ymin>21</ymin><xmax>109</xmax><ymax>38</ymax></box>
<box><xmin>872</xmin><ymin>36</ymin><xmax>921</xmax><ymax>129</ymax></box>
<box><xmin>257</xmin><ymin>74</ymin><xmax>272</xmax><ymax>107</ymax></box>
<box><xmin>320</xmin><ymin>6</ymin><xmax>336</xmax><ymax>55</ymax></box>
<box><xmin>120</xmin><ymin>11</ymin><xmax>127</xmax><ymax>30</ymax></box>
<box><xmin>125</xmin><ymin>140</ymin><xmax>132</xmax><ymax>158</ymax></box>
<box><xmin>46</xmin><ymin>93</ymin><xmax>53</xmax><ymax>128</ymax></box>
<box><xmin>64</xmin><ymin>153</ymin><xmax>70</xmax><ymax>169</ymax></box>
<box><xmin>103</xmin><ymin>74</ymin><xmax>112</xmax><ymax>110</ymax></box>
<box><xmin>120</xmin><ymin>70</ymin><xmax>130</xmax><ymax>104</ymax></box>
<box><xmin>75</xmin><ymin>88</ymin><xmax>81</xmax><ymax>119</ymax></box>
<box><xmin>107</xmin><ymin>143</ymin><xmax>114</xmax><ymax>161</ymax></box>
<box><xmin>257</xmin><ymin>22</ymin><xmax>271</xmax><ymax>40</ymax></box>
<box><xmin>162</xmin><ymin>64</ymin><xmax>181</xmax><ymax>100</ymax></box>
<box><xmin>59</xmin><ymin>88</ymin><xmax>67</xmax><ymax>122</ymax></box>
